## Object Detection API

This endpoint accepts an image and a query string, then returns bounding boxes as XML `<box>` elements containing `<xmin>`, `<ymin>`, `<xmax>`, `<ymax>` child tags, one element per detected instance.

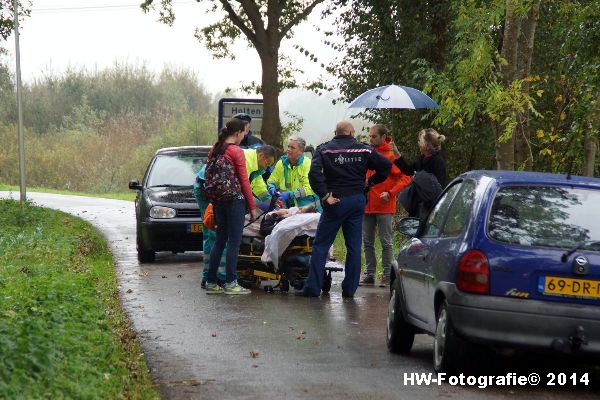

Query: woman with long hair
<box><xmin>394</xmin><ymin>128</ymin><xmax>447</xmax><ymax>187</ymax></box>
<box><xmin>205</xmin><ymin>118</ymin><xmax>259</xmax><ymax>295</ymax></box>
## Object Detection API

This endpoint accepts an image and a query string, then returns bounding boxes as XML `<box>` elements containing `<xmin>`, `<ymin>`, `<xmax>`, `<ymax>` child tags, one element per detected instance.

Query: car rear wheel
<box><xmin>386</xmin><ymin>279</ymin><xmax>415</xmax><ymax>354</ymax></box>
<box><xmin>136</xmin><ymin>233</ymin><xmax>155</xmax><ymax>263</ymax></box>
<box><xmin>434</xmin><ymin>300</ymin><xmax>471</xmax><ymax>373</ymax></box>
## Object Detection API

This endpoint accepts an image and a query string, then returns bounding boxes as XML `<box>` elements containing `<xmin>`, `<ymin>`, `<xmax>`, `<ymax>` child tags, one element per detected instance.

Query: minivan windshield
<box><xmin>147</xmin><ymin>154</ymin><xmax>207</xmax><ymax>188</ymax></box>
<box><xmin>488</xmin><ymin>185</ymin><xmax>600</xmax><ymax>251</ymax></box>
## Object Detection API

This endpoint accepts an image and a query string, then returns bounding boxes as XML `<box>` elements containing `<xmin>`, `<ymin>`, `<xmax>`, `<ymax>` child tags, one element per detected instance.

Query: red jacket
<box><xmin>222</xmin><ymin>144</ymin><xmax>256</xmax><ymax>210</ymax></box>
<box><xmin>365</xmin><ymin>137</ymin><xmax>411</xmax><ymax>214</ymax></box>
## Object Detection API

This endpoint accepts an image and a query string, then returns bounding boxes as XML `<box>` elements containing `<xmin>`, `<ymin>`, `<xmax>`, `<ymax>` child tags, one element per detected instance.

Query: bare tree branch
<box><xmin>218</xmin><ymin>0</ymin><xmax>258</xmax><ymax>46</ymax></box>
<box><xmin>280</xmin><ymin>0</ymin><xmax>323</xmax><ymax>40</ymax></box>
<box><xmin>236</xmin><ymin>0</ymin><xmax>268</xmax><ymax>39</ymax></box>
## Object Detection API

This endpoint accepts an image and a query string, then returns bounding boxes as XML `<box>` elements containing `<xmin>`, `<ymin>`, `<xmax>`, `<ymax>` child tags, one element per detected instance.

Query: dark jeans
<box><xmin>207</xmin><ymin>198</ymin><xmax>246</xmax><ymax>284</ymax></box>
<box><xmin>304</xmin><ymin>193</ymin><xmax>366</xmax><ymax>296</ymax></box>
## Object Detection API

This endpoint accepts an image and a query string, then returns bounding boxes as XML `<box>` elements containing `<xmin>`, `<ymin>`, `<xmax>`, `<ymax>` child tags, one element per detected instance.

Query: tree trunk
<box><xmin>582</xmin><ymin>127</ymin><xmax>598</xmax><ymax>177</ymax></box>
<box><xmin>495</xmin><ymin>0</ymin><xmax>520</xmax><ymax>170</ymax></box>
<box><xmin>514</xmin><ymin>0</ymin><xmax>541</xmax><ymax>171</ymax></box>
<box><xmin>259</xmin><ymin>51</ymin><xmax>282</xmax><ymax>147</ymax></box>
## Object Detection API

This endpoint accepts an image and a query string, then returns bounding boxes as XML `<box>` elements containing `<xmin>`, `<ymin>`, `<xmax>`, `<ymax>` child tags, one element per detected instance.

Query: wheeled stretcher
<box><xmin>237</xmin><ymin>212</ymin><xmax>341</xmax><ymax>293</ymax></box>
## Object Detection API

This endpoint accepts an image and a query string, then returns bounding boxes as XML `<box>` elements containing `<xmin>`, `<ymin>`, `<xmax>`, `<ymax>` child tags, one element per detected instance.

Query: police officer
<box><xmin>233</xmin><ymin>113</ymin><xmax>265</xmax><ymax>148</ymax></box>
<box><xmin>301</xmin><ymin>121</ymin><xmax>391</xmax><ymax>297</ymax></box>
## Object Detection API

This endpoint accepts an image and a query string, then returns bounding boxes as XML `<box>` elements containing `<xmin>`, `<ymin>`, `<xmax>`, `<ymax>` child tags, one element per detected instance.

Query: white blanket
<box><xmin>261</xmin><ymin>213</ymin><xmax>321</xmax><ymax>270</ymax></box>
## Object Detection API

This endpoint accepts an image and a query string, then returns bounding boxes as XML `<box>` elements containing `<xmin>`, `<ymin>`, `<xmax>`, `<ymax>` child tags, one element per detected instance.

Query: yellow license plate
<box><xmin>188</xmin><ymin>223</ymin><xmax>203</xmax><ymax>233</ymax></box>
<box><xmin>541</xmin><ymin>276</ymin><xmax>600</xmax><ymax>299</ymax></box>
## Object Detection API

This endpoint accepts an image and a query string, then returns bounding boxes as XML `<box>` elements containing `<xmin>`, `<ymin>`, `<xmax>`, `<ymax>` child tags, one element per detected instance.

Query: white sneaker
<box><xmin>224</xmin><ymin>281</ymin><xmax>251</xmax><ymax>295</ymax></box>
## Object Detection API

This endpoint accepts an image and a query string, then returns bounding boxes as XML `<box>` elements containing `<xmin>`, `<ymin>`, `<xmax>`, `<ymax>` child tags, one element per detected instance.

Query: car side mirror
<box><xmin>129</xmin><ymin>180</ymin><xmax>142</xmax><ymax>190</ymax></box>
<box><xmin>397</xmin><ymin>217</ymin><xmax>420</xmax><ymax>237</ymax></box>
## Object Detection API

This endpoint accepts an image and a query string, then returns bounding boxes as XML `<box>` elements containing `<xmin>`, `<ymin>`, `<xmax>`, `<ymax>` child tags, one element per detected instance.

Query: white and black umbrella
<box><xmin>348</xmin><ymin>84</ymin><xmax>439</xmax><ymax>109</ymax></box>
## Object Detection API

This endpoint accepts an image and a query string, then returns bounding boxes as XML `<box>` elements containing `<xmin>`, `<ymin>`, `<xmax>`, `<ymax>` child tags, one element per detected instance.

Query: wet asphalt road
<box><xmin>2</xmin><ymin>191</ymin><xmax>598</xmax><ymax>400</ymax></box>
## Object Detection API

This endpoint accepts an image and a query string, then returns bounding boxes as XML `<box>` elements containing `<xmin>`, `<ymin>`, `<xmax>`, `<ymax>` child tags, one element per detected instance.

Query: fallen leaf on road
<box><xmin>181</xmin><ymin>379</ymin><xmax>199</xmax><ymax>386</ymax></box>
<box><xmin>162</xmin><ymin>275</ymin><xmax>167</xmax><ymax>278</ymax></box>
<box><xmin>249</xmin><ymin>351</ymin><xmax>260</xmax><ymax>358</ymax></box>
<box><xmin>211</xmin><ymin>333</ymin><xmax>217</xmax><ymax>337</ymax></box>
<box><xmin>177</xmin><ymin>274</ymin><xmax>183</xmax><ymax>278</ymax></box>
<box><xmin>252</xmin><ymin>365</ymin><xmax>258</xmax><ymax>368</ymax></box>
<box><xmin>126</xmin><ymin>289</ymin><xmax>133</xmax><ymax>294</ymax></box>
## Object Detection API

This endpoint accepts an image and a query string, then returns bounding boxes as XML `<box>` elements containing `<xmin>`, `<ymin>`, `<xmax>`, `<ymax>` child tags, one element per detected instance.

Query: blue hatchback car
<box><xmin>387</xmin><ymin>171</ymin><xmax>600</xmax><ymax>372</ymax></box>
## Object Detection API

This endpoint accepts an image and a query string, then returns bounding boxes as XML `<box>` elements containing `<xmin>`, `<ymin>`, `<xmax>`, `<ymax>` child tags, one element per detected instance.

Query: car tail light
<box><xmin>456</xmin><ymin>249</ymin><xmax>489</xmax><ymax>294</ymax></box>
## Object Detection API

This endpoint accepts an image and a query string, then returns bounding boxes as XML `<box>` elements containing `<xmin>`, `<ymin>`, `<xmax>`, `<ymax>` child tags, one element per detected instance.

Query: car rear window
<box><xmin>147</xmin><ymin>154</ymin><xmax>207</xmax><ymax>187</ymax></box>
<box><xmin>488</xmin><ymin>185</ymin><xmax>600</xmax><ymax>251</ymax></box>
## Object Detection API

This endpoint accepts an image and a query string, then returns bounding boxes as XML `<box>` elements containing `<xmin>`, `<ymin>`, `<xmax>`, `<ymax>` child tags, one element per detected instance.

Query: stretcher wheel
<box><xmin>264</xmin><ymin>285</ymin><xmax>274</xmax><ymax>293</ymax></box>
<box><xmin>322</xmin><ymin>272</ymin><xmax>332</xmax><ymax>294</ymax></box>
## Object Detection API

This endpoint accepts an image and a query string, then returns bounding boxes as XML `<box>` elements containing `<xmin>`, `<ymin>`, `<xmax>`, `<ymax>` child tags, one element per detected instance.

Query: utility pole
<box><xmin>13</xmin><ymin>0</ymin><xmax>26</xmax><ymax>202</ymax></box>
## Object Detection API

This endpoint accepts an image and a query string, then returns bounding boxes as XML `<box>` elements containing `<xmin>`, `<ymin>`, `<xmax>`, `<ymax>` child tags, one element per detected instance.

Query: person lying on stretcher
<box><xmin>243</xmin><ymin>204</ymin><xmax>317</xmax><ymax>237</ymax></box>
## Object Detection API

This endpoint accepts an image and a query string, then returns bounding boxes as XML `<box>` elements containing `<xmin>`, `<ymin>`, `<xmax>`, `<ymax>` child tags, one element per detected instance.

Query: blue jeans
<box><xmin>304</xmin><ymin>193</ymin><xmax>366</xmax><ymax>296</ymax></box>
<box><xmin>208</xmin><ymin>198</ymin><xmax>246</xmax><ymax>284</ymax></box>
<box><xmin>202</xmin><ymin>229</ymin><xmax>226</xmax><ymax>282</ymax></box>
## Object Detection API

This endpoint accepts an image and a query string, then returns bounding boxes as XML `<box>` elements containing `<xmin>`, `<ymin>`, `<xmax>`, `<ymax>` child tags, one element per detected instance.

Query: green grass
<box><xmin>0</xmin><ymin>184</ymin><xmax>135</xmax><ymax>201</ymax></box>
<box><xmin>333</xmin><ymin>228</ymin><xmax>407</xmax><ymax>278</ymax></box>
<box><xmin>0</xmin><ymin>199</ymin><xmax>159</xmax><ymax>399</ymax></box>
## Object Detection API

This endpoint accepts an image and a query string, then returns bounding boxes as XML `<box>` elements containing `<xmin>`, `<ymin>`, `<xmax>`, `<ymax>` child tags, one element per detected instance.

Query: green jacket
<box><xmin>268</xmin><ymin>155</ymin><xmax>316</xmax><ymax>207</ymax></box>
<box><xmin>243</xmin><ymin>149</ymin><xmax>269</xmax><ymax>200</ymax></box>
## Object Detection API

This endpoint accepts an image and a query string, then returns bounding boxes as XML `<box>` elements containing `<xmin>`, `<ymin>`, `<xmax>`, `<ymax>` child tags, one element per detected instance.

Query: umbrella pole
<box><xmin>391</xmin><ymin>109</ymin><xmax>401</xmax><ymax>151</ymax></box>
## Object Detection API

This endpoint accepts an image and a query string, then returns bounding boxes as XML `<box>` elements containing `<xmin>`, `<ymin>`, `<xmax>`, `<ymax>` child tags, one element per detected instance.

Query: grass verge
<box><xmin>0</xmin><ymin>198</ymin><xmax>159</xmax><ymax>399</ymax></box>
<box><xmin>332</xmin><ymin>224</ymin><xmax>407</xmax><ymax>278</ymax></box>
<box><xmin>0</xmin><ymin>184</ymin><xmax>136</xmax><ymax>201</ymax></box>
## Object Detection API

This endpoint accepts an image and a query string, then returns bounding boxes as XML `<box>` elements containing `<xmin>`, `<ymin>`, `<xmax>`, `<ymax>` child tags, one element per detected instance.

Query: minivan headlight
<box><xmin>150</xmin><ymin>206</ymin><xmax>176</xmax><ymax>219</ymax></box>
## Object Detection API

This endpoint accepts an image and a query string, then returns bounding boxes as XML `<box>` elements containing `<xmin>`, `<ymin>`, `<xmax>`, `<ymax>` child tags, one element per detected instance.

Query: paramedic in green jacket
<box><xmin>243</xmin><ymin>146</ymin><xmax>276</xmax><ymax>202</ymax></box>
<box><xmin>267</xmin><ymin>136</ymin><xmax>319</xmax><ymax>208</ymax></box>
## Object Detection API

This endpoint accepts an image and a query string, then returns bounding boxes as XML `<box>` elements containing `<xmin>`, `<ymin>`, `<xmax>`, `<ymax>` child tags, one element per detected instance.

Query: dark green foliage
<box><xmin>330</xmin><ymin>0</ymin><xmax>598</xmax><ymax>178</ymax></box>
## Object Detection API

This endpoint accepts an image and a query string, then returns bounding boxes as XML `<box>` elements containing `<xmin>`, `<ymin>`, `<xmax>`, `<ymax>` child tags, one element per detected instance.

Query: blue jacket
<box><xmin>309</xmin><ymin>135</ymin><xmax>391</xmax><ymax>199</ymax></box>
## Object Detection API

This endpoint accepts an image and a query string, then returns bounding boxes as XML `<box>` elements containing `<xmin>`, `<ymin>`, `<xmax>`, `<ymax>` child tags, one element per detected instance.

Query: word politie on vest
<box><xmin>334</xmin><ymin>155</ymin><xmax>362</xmax><ymax>164</ymax></box>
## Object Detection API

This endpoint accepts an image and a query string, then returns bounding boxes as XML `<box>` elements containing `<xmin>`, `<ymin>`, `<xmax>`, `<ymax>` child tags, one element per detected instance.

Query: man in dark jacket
<box><xmin>301</xmin><ymin>121</ymin><xmax>391</xmax><ymax>297</ymax></box>
<box><xmin>234</xmin><ymin>113</ymin><xmax>265</xmax><ymax>148</ymax></box>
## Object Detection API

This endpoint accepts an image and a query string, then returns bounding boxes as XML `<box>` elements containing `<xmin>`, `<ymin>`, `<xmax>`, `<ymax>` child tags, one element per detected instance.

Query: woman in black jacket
<box><xmin>393</xmin><ymin>128</ymin><xmax>447</xmax><ymax>187</ymax></box>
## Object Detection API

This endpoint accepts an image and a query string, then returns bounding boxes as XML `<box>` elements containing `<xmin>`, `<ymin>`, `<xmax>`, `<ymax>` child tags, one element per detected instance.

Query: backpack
<box><xmin>204</xmin><ymin>144</ymin><xmax>242</xmax><ymax>203</ymax></box>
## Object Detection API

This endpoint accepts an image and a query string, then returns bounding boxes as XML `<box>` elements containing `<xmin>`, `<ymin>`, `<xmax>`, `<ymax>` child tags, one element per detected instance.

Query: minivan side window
<box><xmin>422</xmin><ymin>183</ymin><xmax>462</xmax><ymax>237</ymax></box>
<box><xmin>442</xmin><ymin>181</ymin><xmax>476</xmax><ymax>236</ymax></box>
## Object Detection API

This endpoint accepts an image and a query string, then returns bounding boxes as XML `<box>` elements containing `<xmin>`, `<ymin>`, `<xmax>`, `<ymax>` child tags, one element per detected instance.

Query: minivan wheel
<box><xmin>386</xmin><ymin>279</ymin><xmax>415</xmax><ymax>354</ymax></box>
<box><xmin>434</xmin><ymin>301</ymin><xmax>469</xmax><ymax>373</ymax></box>
<box><xmin>136</xmin><ymin>233</ymin><xmax>155</xmax><ymax>263</ymax></box>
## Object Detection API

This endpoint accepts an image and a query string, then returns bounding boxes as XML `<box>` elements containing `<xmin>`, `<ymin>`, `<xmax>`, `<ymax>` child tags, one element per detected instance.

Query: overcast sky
<box><xmin>5</xmin><ymin>0</ymin><xmax>360</xmax><ymax>144</ymax></box>
<box><xmin>9</xmin><ymin>0</ymin><xmax>334</xmax><ymax>91</ymax></box>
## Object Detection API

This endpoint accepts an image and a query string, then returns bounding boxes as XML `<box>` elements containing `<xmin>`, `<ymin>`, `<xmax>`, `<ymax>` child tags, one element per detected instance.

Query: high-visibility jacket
<box><xmin>365</xmin><ymin>137</ymin><xmax>411</xmax><ymax>214</ymax></box>
<box><xmin>268</xmin><ymin>155</ymin><xmax>316</xmax><ymax>207</ymax></box>
<box><xmin>243</xmin><ymin>149</ymin><xmax>269</xmax><ymax>200</ymax></box>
